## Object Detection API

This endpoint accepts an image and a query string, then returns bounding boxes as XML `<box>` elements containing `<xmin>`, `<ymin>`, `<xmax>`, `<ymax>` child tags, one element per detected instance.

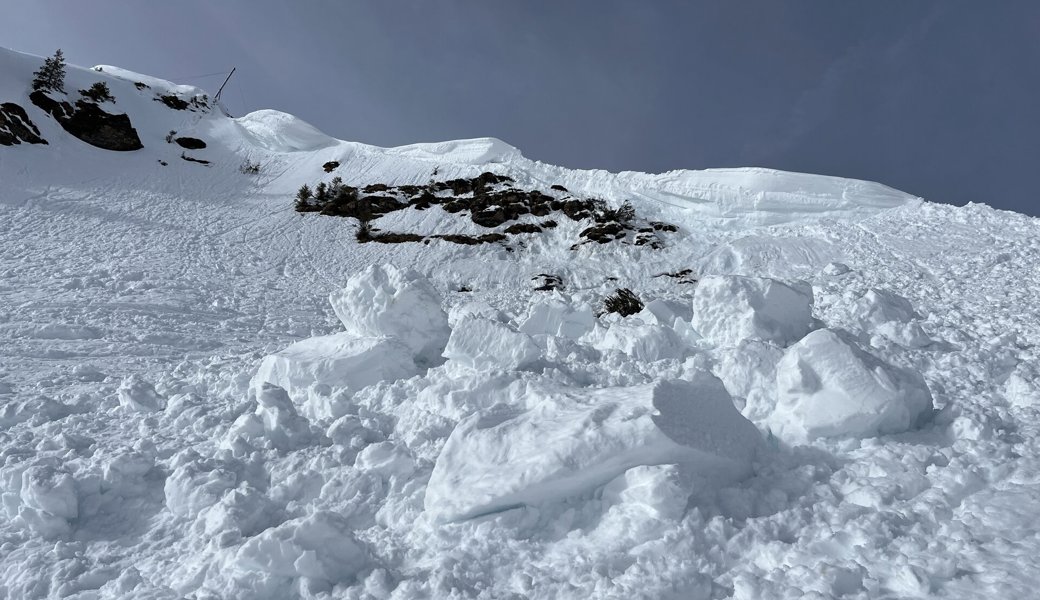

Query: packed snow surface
<box><xmin>3</xmin><ymin>46</ymin><xmax>1040</xmax><ymax>599</ymax></box>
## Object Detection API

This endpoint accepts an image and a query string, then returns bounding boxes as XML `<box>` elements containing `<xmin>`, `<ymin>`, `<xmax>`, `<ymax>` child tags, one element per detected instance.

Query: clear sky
<box><xmin>2</xmin><ymin>1</ymin><xmax>1038</xmax><ymax>214</ymax></box>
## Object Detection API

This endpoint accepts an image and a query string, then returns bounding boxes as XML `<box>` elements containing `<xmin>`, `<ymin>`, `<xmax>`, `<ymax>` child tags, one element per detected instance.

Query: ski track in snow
<box><xmin>2</xmin><ymin>47</ymin><xmax>1040</xmax><ymax>599</ymax></box>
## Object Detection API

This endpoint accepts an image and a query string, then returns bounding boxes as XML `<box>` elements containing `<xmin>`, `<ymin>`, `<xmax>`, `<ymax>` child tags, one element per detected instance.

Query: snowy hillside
<box><xmin>2</xmin><ymin>46</ymin><xmax>1040</xmax><ymax>599</ymax></box>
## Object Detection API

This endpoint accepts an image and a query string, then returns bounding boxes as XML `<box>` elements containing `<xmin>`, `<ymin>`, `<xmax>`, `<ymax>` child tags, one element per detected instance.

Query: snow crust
<box><xmin>2</xmin><ymin>46</ymin><xmax>1039</xmax><ymax>599</ymax></box>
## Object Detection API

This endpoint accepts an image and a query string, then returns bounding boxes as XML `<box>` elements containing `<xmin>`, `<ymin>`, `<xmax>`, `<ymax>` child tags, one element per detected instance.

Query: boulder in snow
<box><xmin>329</xmin><ymin>264</ymin><xmax>450</xmax><ymax>364</ymax></box>
<box><xmin>691</xmin><ymin>275</ymin><xmax>813</xmax><ymax>347</ymax></box>
<box><xmin>766</xmin><ymin>329</ymin><xmax>933</xmax><ymax>442</ymax></box>
<box><xmin>424</xmin><ymin>374</ymin><xmax>763</xmax><ymax>522</ymax></box>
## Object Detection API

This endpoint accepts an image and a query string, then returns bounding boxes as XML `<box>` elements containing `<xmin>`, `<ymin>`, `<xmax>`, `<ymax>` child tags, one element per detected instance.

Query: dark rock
<box><xmin>655</xmin><ymin>269</ymin><xmax>696</xmax><ymax>284</ymax></box>
<box><xmin>550</xmin><ymin>184</ymin><xmax>568</xmax><ymax>192</ymax></box>
<box><xmin>579</xmin><ymin>222</ymin><xmax>629</xmax><ymax>244</ymax></box>
<box><xmin>180</xmin><ymin>153</ymin><xmax>210</xmax><ymax>165</ymax></box>
<box><xmin>156</xmin><ymin>94</ymin><xmax>189</xmax><ymax>110</ymax></box>
<box><xmin>504</xmin><ymin>223</ymin><xmax>542</xmax><ymax>234</ymax></box>
<box><xmin>364</xmin><ymin>232</ymin><xmax>426</xmax><ymax>244</ymax></box>
<box><xmin>134</xmin><ymin>82</ymin><xmax>150</xmax><ymax>90</ymax></box>
<box><xmin>323</xmin><ymin>161</ymin><xmax>340</xmax><ymax>173</ymax></box>
<box><xmin>532</xmin><ymin>274</ymin><xmax>564</xmax><ymax>291</ymax></box>
<box><xmin>0</xmin><ymin>102</ymin><xmax>47</xmax><ymax>146</ymax></box>
<box><xmin>431</xmin><ymin>233</ymin><xmax>507</xmax><ymax>245</ymax></box>
<box><xmin>174</xmin><ymin>137</ymin><xmax>206</xmax><ymax>150</ymax></box>
<box><xmin>30</xmin><ymin>91</ymin><xmax>143</xmax><ymax>151</ymax></box>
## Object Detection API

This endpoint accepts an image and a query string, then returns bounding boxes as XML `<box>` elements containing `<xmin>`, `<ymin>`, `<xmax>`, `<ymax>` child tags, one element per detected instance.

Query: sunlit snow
<box><xmin>2</xmin><ymin>46</ymin><xmax>1040</xmax><ymax>599</ymax></box>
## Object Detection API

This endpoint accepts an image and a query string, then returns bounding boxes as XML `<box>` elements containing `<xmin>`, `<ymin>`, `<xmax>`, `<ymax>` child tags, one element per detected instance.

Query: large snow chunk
<box><xmin>519</xmin><ymin>298</ymin><xmax>595</xmax><ymax>339</ymax></box>
<box><xmin>854</xmin><ymin>288</ymin><xmax>931</xmax><ymax>347</ymax></box>
<box><xmin>592</xmin><ymin>320</ymin><xmax>686</xmax><ymax>362</ymax></box>
<box><xmin>119</xmin><ymin>374</ymin><xmax>164</xmax><ymax>413</ymax></box>
<box><xmin>715</xmin><ymin>340</ymin><xmax>785</xmax><ymax>421</ymax></box>
<box><xmin>424</xmin><ymin>374</ymin><xmax>763</xmax><ymax>522</ymax></box>
<box><xmin>691</xmin><ymin>275</ymin><xmax>813</xmax><ymax>347</ymax></box>
<box><xmin>443</xmin><ymin>318</ymin><xmax>541</xmax><ymax>371</ymax></box>
<box><xmin>767</xmin><ymin>329</ymin><xmax>933</xmax><ymax>442</ymax></box>
<box><xmin>235</xmin><ymin>511</ymin><xmax>370</xmax><ymax>583</ymax></box>
<box><xmin>164</xmin><ymin>450</ymin><xmax>242</xmax><ymax>519</ymax></box>
<box><xmin>253</xmin><ymin>333</ymin><xmax>417</xmax><ymax>399</ymax></box>
<box><xmin>329</xmin><ymin>264</ymin><xmax>450</xmax><ymax>363</ymax></box>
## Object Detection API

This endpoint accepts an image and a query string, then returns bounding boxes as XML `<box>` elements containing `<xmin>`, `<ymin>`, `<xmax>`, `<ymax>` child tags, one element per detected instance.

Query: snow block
<box><xmin>691</xmin><ymin>275</ymin><xmax>813</xmax><ymax>347</ymax></box>
<box><xmin>253</xmin><ymin>333</ymin><xmax>417</xmax><ymax>400</ymax></box>
<box><xmin>767</xmin><ymin>329</ymin><xmax>934</xmax><ymax>442</ymax></box>
<box><xmin>329</xmin><ymin>264</ymin><xmax>450</xmax><ymax>363</ymax></box>
<box><xmin>854</xmin><ymin>289</ymin><xmax>930</xmax><ymax>347</ymax></box>
<box><xmin>235</xmin><ymin>511</ymin><xmax>370</xmax><ymax>584</ymax></box>
<box><xmin>518</xmin><ymin>298</ymin><xmax>595</xmax><ymax>339</ymax></box>
<box><xmin>443</xmin><ymin>317</ymin><xmax>541</xmax><ymax>371</ymax></box>
<box><xmin>16</xmin><ymin>465</ymin><xmax>79</xmax><ymax>538</ymax></box>
<box><xmin>424</xmin><ymin>374</ymin><xmax>763</xmax><ymax>522</ymax></box>
<box><xmin>593</xmin><ymin>320</ymin><xmax>685</xmax><ymax>362</ymax></box>
<box><xmin>119</xmin><ymin>374</ymin><xmax>164</xmax><ymax>412</ymax></box>
<box><xmin>164</xmin><ymin>451</ymin><xmax>240</xmax><ymax>519</ymax></box>
<box><xmin>253</xmin><ymin>383</ymin><xmax>312</xmax><ymax>450</ymax></box>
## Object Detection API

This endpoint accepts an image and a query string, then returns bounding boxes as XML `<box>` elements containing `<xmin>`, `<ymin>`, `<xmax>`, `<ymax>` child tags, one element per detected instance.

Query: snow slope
<box><xmin>2</xmin><ymin>47</ymin><xmax>1040</xmax><ymax>599</ymax></box>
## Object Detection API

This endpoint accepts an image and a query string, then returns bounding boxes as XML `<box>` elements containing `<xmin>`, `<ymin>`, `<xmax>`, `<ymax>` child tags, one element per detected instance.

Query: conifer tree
<box><xmin>295</xmin><ymin>184</ymin><xmax>313</xmax><ymax>211</ymax></box>
<box><xmin>79</xmin><ymin>81</ymin><xmax>114</xmax><ymax>103</ymax></box>
<box><xmin>314</xmin><ymin>182</ymin><xmax>329</xmax><ymax>205</ymax></box>
<box><xmin>31</xmin><ymin>49</ymin><xmax>67</xmax><ymax>93</ymax></box>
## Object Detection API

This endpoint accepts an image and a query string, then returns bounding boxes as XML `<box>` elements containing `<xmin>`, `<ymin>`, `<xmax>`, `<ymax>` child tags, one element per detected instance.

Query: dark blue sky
<box><xmin>3</xmin><ymin>1</ymin><xmax>1039</xmax><ymax>214</ymax></box>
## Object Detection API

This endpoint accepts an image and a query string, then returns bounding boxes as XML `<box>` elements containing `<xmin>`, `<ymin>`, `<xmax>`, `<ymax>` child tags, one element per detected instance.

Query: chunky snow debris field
<box><xmin>2</xmin><ymin>47</ymin><xmax>1040</xmax><ymax>599</ymax></box>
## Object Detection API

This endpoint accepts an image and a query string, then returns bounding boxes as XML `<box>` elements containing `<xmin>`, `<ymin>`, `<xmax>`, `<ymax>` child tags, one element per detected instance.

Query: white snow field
<box><xmin>2</xmin><ymin>46</ymin><xmax>1040</xmax><ymax>599</ymax></box>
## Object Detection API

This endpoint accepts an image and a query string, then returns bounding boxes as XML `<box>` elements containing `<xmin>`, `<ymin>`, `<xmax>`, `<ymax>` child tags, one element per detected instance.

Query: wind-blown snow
<box><xmin>3</xmin><ymin>46</ymin><xmax>1040</xmax><ymax>599</ymax></box>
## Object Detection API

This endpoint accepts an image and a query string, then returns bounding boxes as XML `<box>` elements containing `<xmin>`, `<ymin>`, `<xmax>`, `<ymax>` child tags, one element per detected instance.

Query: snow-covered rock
<box><xmin>691</xmin><ymin>275</ymin><xmax>813</xmax><ymax>347</ymax></box>
<box><xmin>767</xmin><ymin>329</ymin><xmax>934</xmax><ymax>442</ymax></box>
<box><xmin>424</xmin><ymin>374</ymin><xmax>763</xmax><ymax>522</ymax></box>
<box><xmin>329</xmin><ymin>264</ymin><xmax>450</xmax><ymax>364</ymax></box>
<box><xmin>442</xmin><ymin>317</ymin><xmax>542</xmax><ymax>371</ymax></box>
<box><xmin>253</xmin><ymin>333</ymin><xmax>417</xmax><ymax>406</ymax></box>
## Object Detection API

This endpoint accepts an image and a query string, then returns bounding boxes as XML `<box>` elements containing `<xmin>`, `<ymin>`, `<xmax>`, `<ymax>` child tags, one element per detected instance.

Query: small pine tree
<box><xmin>31</xmin><ymin>49</ymin><xmax>67</xmax><ymax>93</ymax></box>
<box><xmin>328</xmin><ymin>176</ymin><xmax>343</xmax><ymax>197</ymax></box>
<box><xmin>295</xmin><ymin>184</ymin><xmax>313</xmax><ymax>211</ymax></box>
<box><xmin>79</xmin><ymin>81</ymin><xmax>114</xmax><ymax>103</ymax></box>
<box><xmin>602</xmin><ymin>288</ymin><xmax>643</xmax><ymax>317</ymax></box>
<box><xmin>314</xmin><ymin>182</ymin><xmax>329</xmax><ymax>205</ymax></box>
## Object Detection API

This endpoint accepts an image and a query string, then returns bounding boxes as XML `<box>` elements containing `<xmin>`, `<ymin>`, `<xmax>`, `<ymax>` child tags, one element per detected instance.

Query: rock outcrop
<box><xmin>30</xmin><ymin>91</ymin><xmax>143</xmax><ymax>151</ymax></box>
<box><xmin>0</xmin><ymin>102</ymin><xmax>47</xmax><ymax>146</ymax></box>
